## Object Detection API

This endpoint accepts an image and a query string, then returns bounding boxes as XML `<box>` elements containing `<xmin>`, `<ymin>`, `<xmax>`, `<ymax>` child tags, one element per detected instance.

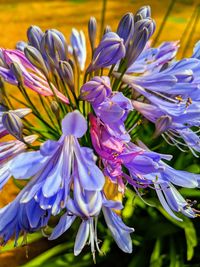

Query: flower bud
<box><xmin>88</xmin><ymin>17</ymin><xmax>97</xmax><ymax>51</ymax></box>
<box><xmin>27</xmin><ymin>25</ymin><xmax>44</xmax><ymax>50</ymax></box>
<box><xmin>117</xmin><ymin>12</ymin><xmax>134</xmax><ymax>47</ymax></box>
<box><xmin>126</xmin><ymin>28</ymin><xmax>148</xmax><ymax>68</ymax></box>
<box><xmin>13</xmin><ymin>108</ymin><xmax>32</xmax><ymax>118</ymax></box>
<box><xmin>16</xmin><ymin>41</ymin><xmax>27</xmax><ymax>52</ymax></box>
<box><xmin>125</xmin><ymin>18</ymin><xmax>155</xmax><ymax>67</ymax></box>
<box><xmin>59</xmin><ymin>60</ymin><xmax>74</xmax><ymax>91</ymax></box>
<box><xmin>104</xmin><ymin>25</ymin><xmax>112</xmax><ymax>34</ymax></box>
<box><xmin>70</xmin><ymin>28</ymin><xmax>86</xmax><ymax>71</ymax></box>
<box><xmin>135</xmin><ymin>18</ymin><xmax>156</xmax><ymax>39</ymax></box>
<box><xmin>51</xmin><ymin>101</ymin><xmax>60</xmax><ymax>118</ymax></box>
<box><xmin>24</xmin><ymin>45</ymin><xmax>49</xmax><ymax>77</ymax></box>
<box><xmin>41</xmin><ymin>29</ymin><xmax>68</xmax><ymax>68</ymax></box>
<box><xmin>10</xmin><ymin>62</ymin><xmax>24</xmax><ymax>85</ymax></box>
<box><xmin>154</xmin><ymin>115</ymin><xmax>172</xmax><ymax>137</ymax></box>
<box><xmin>135</xmin><ymin>6</ymin><xmax>151</xmax><ymax>21</ymax></box>
<box><xmin>87</xmin><ymin>32</ymin><xmax>126</xmax><ymax>72</ymax></box>
<box><xmin>2</xmin><ymin>112</ymin><xmax>24</xmax><ymax>141</ymax></box>
<box><xmin>80</xmin><ymin>76</ymin><xmax>111</xmax><ymax>106</ymax></box>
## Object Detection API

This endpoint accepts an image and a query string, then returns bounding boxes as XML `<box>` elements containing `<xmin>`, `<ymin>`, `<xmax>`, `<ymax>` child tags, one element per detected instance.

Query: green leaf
<box><xmin>21</xmin><ymin>243</ymin><xmax>73</xmax><ymax>267</ymax></box>
<box><xmin>183</xmin><ymin>217</ymin><xmax>197</xmax><ymax>260</ymax></box>
<box><xmin>169</xmin><ymin>237</ymin><xmax>177</xmax><ymax>267</ymax></box>
<box><xmin>185</xmin><ymin>164</ymin><xmax>200</xmax><ymax>173</ymax></box>
<box><xmin>157</xmin><ymin>206</ymin><xmax>197</xmax><ymax>261</ymax></box>
<box><xmin>1</xmin><ymin>232</ymin><xmax>42</xmax><ymax>253</ymax></box>
<box><xmin>150</xmin><ymin>238</ymin><xmax>163</xmax><ymax>267</ymax></box>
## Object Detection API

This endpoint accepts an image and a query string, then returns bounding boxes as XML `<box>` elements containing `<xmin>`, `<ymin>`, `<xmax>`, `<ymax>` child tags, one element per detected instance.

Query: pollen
<box><xmin>175</xmin><ymin>95</ymin><xmax>183</xmax><ymax>102</ymax></box>
<box><xmin>186</xmin><ymin>97</ymin><xmax>192</xmax><ymax>107</ymax></box>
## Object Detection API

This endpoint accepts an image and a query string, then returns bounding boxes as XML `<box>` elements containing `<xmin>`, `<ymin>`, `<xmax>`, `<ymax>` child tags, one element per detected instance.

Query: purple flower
<box><xmin>135</xmin><ymin>5</ymin><xmax>151</xmax><ymax>20</ymax></box>
<box><xmin>90</xmin><ymin>114</ymin><xmax>142</xmax><ymax>191</ymax></box>
<box><xmin>0</xmin><ymin>194</ymin><xmax>50</xmax><ymax>245</ymax></box>
<box><xmin>0</xmin><ymin>135</ymin><xmax>37</xmax><ymax>189</ymax></box>
<box><xmin>124</xmin><ymin>141</ymin><xmax>200</xmax><ymax>220</ymax></box>
<box><xmin>0</xmin><ymin>49</ymin><xmax>68</xmax><ymax>103</ymax></box>
<box><xmin>80</xmin><ymin>76</ymin><xmax>112</xmax><ymax>105</ymax></box>
<box><xmin>93</xmin><ymin>92</ymin><xmax>133</xmax><ymax>141</ymax></box>
<box><xmin>87</xmin><ymin>32</ymin><xmax>126</xmax><ymax>72</ymax></box>
<box><xmin>155</xmin><ymin>183</ymin><xmax>196</xmax><ymax>221</ymax></box>
<box><xmin>132</xmin><ymin>100</ymin><xmax>200</xmax><ymax>154</ymax></box>
<box><xmin>49</xmin><ymin>183</ymin><xmax>133</xmax><ymax>257</ymax></box>
<box><xmin>10</xmin><ymin>111</ymin><xmax>105</xmax><ymax>215</ymax></box>
<box><xmin>127</xmin><ymin>41</ymin><xmax>179</xmax><ymax>74</ymax></box>
<box><xmin>81</xmin><ymin>76</ymin><xmax>133</xmax><ymax>141</ymax></box>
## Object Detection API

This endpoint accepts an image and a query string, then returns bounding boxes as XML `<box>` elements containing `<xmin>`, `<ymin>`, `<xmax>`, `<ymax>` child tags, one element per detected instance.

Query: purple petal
<box><xmin>62</xmin><ymin>110</ymin><xmax>87</xmax><ymax>138</ymax></box>
<box><xmin>49</xmin><ymin>213</ymin><xmax>76</xmax><ymax>240</ymax></box>
<box><xmin>103</xmin><ymin>207</ymin><xmax>134</xmax><ymax>253</ymax></box>
<box><xmin>74</xmin><ymin>220</ymin><xmax>90</xmax><ymax>256</ymax></box>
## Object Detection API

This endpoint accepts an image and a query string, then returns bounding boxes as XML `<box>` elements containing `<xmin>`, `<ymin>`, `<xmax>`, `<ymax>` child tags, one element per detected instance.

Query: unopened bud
<box><xmin>70</xmin><ymin>28</ymin><xmax>86</xmax><ymax>71</ymax></box>
<box><xmin>88</xmin><ymin>17</ymin><xmax>97</xmax><ymax>51</ymax></box>
<box><xmin>16</xmin><ymin>41</ymin><xmax>27</xmax><ymax>52</ymax></box>
<box><xmin>135</xmin><ymin>18</ymin><xmax>156</xmax><ymax>39</ymax></box>
<box><xmin>51</xmin><ymin>101</ymin><xmax>60</xmax><ymax>117</ymax></box>
<box><xmin>13</xmin><ymin>108</ymin><xmax>32</xmax><ymax>118</ymax></box>
<box><xmin>104</xmin><ymin>25</ymin><xmax>111</xmax><ymax>34</ymax></box>
<box><xmin>68</xmin><ymin>58</ymin><xmax>75</xmax><ymax>72</ymax></box>
<box><xmin>24</xmin><ymin>46</ymin><xmax>49</xmax><ymax>77</ymax></box>
<box><xmin>126</xmin><ymin>28</ymin><xmax>148</xmax><ymax>67</ymax></box>
<box><xmin>117</xmin><ymin>13</ymin><xmax>134</xmax><ymax>47</ymax></box>
<box><xmin>87</xmin><ymin>32</ymin><xmax>125</xmax><ymax>72</ymax></box>
<box><xmin>27</xmin><ymin>25</ymin><xmax>44</xmax><ymax>50</ymax></box>
<box><xmin>41</xmin><ymin>29</ymin><xmax>68</xmax><ymax>68</ymax></box>
<box><xmin>80</xmin><ymin>76</ymin><xmax>111</xmax><ymax>105</ymax></box>
<box><xmin>135</xmin><ymin>6</ymin><xmax>151</xmax><ymax>21</ymax></box>
<box><xmin>10</xmin><ymin>62</ymin><xmax>24</xmax><ymax>85</ymax></box>
<box><xmin>59</xmin><ymin>61</ymin><xmax>74</xmax><ymax>91</ymax></box>
<box><xmin>2</xmin><ymin>112</ymin><xmax>24</xmax><ymax>141</ymax></box>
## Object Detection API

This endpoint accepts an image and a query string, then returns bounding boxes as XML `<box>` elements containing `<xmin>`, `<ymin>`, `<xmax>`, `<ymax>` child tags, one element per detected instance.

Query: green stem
<box><xmin>181</xmin><ymin>5</ymin><xmax>200</xmax><ymax>57</ymax></box>
<box><xmin>152</xmin><ymin>0</ymin><xmax>176</xmax><ymax>46</ymax></box>
<box><xmin>99</xmin><ymin>0</ymin><xmax>107</xmax><ymax>39</ymax></box>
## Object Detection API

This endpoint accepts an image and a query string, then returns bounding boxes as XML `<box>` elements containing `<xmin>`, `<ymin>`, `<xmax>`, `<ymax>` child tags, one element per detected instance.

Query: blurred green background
<box><xmin>0</xmin><ymin>0</ymin><xmax>200</xmax><ymax>266</ymax></box>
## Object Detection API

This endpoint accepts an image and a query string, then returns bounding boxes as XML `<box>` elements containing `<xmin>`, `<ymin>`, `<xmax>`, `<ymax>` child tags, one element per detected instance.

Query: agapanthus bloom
<box><xmin>0</xmin><ymin>4</ymin><xmax>199</xmax><ymax>263</ymax></box>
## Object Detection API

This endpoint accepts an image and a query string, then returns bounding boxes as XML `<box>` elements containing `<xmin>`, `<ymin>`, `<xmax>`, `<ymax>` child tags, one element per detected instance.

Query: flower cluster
<box><xmin>0</xmin><ymin>5</ymin><xmax>200</xmax><ymax>260</ymax></box>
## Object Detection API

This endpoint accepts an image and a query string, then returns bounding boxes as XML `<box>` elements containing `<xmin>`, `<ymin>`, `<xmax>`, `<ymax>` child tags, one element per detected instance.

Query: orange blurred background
<box><xmin>0</xmin><ymin>0</ymin><xmax>199</xmax><ymax>266</ymax></box>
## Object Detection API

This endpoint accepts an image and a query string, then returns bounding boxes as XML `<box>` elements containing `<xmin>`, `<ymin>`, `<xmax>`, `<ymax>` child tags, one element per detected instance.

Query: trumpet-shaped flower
<box><xmin>10</xmin><ymin>111</ymin><xmax>105</xmax><ymax>216</ymax></box>
<box><xmin>49</xmin><ymin>178</ymin><xmax>134</xmax><ymax>257</ymax></box>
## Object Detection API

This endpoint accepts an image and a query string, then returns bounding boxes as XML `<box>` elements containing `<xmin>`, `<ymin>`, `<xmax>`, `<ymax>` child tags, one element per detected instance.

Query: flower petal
<box><xmin>62</xmin><ymin>110</ymin><xmax>87</xmax><ymax>138</ymax></box>
<box><xmin>74</xmin><ymin>220</ymin><xmax>90</xmax><ymax>256</ymax></box>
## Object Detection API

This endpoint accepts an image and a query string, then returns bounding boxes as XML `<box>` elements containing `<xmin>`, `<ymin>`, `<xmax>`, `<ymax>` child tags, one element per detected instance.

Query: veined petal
<box><xmin>74</xmin><ymin>220</ymin><xmax>90</xmax><ymax>256</ymax></box>
<box><xmin>62</xmin><ymin>110</ymin><xmax>87</xmax><ymax>138</ymax></box>
<box><xmin>74</xmin><ymin>143</ymin><xmax>105</xmax><ymax>191</ymax></box>
<box><xmin>10</xmin><ymin>151</ymin><xmax>45</xmax><ymax>179</ymax></box>
<box><xmin>49</xmin><ymin>213</ymin><xmax>76</xmax><ymax>240</ymax></box>
<box><xmin>103</xmin><ymin>207</ymin><xmax>134</xmax><ymax>253</ymax></box>
<box><xmin>155</xmin><ymin>184</ymin><xmax>182</xmax><ymax>221</ymax></box>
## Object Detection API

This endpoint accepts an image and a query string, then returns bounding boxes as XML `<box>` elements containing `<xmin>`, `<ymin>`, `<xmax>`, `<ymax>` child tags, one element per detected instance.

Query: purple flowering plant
<box><xmin>0</xmin><ymin>4</ymin><xmax>200</xmax><ymax>264</ymax></box>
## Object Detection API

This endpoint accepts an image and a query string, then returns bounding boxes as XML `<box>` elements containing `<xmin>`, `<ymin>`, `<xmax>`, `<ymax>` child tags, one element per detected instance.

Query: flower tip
<box><xmin>62</xmin><ymin>110</ymin><xmax>87</xmax><ymax>138</ymax></box>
